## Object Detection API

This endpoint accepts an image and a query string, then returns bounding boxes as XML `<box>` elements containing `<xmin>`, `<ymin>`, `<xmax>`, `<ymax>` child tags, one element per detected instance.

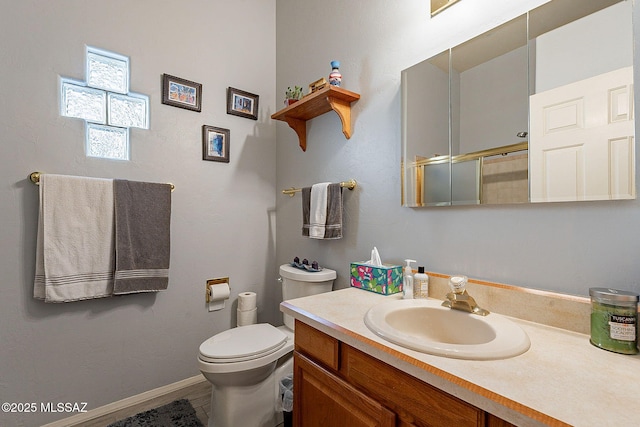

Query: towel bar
<box><xmin>282</xmin><ymin>179</ymin><xmax>357</xmax><ymax>197</ymax></box>
<box><xmin>29</xmin><ymin>172</ymin><xmax>175</xmax><ymax>192</ymax></box>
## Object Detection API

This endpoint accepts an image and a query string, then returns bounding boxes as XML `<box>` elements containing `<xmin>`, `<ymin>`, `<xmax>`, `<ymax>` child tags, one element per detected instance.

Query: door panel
<box><xmin>530</xmin><ymin>66</ymin><xmax>634</xmax><ymax>202</ymax></box>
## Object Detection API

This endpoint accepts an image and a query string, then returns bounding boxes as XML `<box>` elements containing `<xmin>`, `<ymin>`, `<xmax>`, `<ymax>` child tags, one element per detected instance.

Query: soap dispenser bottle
<box><xmin>403</xmin><ymin>259</ymin><xmax>416</xmax><ymax>299</ymax></box>
<box><xmin>414</xmin><ymin>267</ymin><xmax>429</xmax><ymax>299</ymax></box>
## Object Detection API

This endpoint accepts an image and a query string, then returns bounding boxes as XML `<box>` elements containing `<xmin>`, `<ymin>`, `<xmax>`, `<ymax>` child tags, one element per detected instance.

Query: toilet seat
<box><xmin>199</xmin><ymin>323</ymin><xmax>287</xmax><ymax>363</ymax></box>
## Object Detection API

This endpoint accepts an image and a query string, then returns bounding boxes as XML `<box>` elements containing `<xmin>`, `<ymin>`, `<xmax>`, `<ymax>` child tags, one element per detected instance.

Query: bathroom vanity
<box><xmin>294</xmin><ymin>320</ymin><xmax>510</xmax><ymax>426</ymax></box>
<box><xmin>281</xmin><ymin>286</ymin><xmax>640</xmax><ymax>426</ymax></box>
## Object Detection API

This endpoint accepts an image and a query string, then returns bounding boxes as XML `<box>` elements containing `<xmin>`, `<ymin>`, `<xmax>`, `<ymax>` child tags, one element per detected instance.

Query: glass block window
<box><xmin>61</xmin><ymin>80</ymin><xmax>106</xmax><ymax>123</ymax></box>
<box><xmin>108</xmin><ymin>93</ymin><xmax>148</xmax><ymax>129</ymax></box>
<box><xmin>60</xmin><ymin>46</ymin><xmax>149</xmax><ymax>161</ymax></box>
<box><xmin>87</xmin><ymin>124</ymin><xmax>129</xmax><ymax>160</ymax></box>
<box><xmin>86</xmin><ymin>49</ymin><xmax>129</xmax><ymax>94</ymax></box>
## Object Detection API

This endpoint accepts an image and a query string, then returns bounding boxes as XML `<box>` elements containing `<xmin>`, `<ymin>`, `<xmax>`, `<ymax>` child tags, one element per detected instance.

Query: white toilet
<box><xmin>198</xmin><ymin>264</ymin><xmax>336</xmax><ymax>427</ymax></box>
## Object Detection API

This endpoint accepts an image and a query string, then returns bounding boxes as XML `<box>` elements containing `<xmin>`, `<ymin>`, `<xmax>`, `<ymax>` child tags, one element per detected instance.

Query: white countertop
<box><xmin>280</xmin><ymin>288</ymin><xmax>640</xmax><ymax>427</ymax></box>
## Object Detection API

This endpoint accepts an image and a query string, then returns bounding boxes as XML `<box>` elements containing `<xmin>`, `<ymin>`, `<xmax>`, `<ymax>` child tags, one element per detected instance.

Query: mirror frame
<box><xmin>431</xmin><ymin>0</ymin><xmax>462</xmax><ymax>17</ymax></box>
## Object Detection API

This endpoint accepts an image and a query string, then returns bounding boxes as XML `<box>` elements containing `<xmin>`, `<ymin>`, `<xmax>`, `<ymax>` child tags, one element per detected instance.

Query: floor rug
<box><xmin>107</xmin><ymin>399</ymin><xmax>204</xmax><ymax>427</ymax></box>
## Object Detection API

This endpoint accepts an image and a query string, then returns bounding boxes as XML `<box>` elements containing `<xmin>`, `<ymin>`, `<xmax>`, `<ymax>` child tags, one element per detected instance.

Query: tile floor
<box><xmin>66</xmin><ymin>380</ymin><xmax>212</xmax><ymax>426</ymax></box>
<box><xmin>185</xmin><ymin>380</ymin><xmax>212</xmax><ymax>426</ymax></box>
<box><xmin>61</xmin><ymin>377</ymin><xmax>285</xmax><ymax>426</ymax></box>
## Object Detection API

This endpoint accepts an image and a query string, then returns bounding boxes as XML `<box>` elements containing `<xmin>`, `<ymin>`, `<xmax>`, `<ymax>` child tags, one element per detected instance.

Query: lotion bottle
<box><xmin>402</xmin><ymin>259</ymin><xmax>416</xmax><ymax>299</ymax></box>
<box><xmin>414</xmin><ymin>266</ymin><xmax>429</xmax><ymax>299</ymax></box>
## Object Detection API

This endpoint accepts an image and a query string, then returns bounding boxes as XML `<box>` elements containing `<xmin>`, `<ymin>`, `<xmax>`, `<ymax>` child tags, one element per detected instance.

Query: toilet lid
<box><xmin>199</xmin><ymin>323</ymin><xmax>287</xmax><ymax>363</ymax></box>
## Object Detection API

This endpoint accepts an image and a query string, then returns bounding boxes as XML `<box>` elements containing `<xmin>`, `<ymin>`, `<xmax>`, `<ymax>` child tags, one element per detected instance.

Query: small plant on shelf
<box><xmin>284</xmin><ymin>85</ymin><xmax>304</xmax><ymax>106</ymax></box>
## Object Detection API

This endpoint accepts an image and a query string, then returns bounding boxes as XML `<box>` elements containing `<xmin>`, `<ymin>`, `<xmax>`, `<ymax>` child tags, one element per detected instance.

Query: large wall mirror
<box><xmin>402</xmin><ymin>0</ymin><xmax>634</xmax><ymax>207</ymax></box>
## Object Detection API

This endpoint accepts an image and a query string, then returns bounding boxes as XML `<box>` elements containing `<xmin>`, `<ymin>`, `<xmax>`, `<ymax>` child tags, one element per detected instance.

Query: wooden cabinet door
<box><xmin>294</xmin><ymin>352</ymin><xmax>395</xmax><ymax>427</ymax></box>
<box><xmin>486</xmin><ymin>414</ymin><xmax>516</xmax><ymax>427</ymax></box>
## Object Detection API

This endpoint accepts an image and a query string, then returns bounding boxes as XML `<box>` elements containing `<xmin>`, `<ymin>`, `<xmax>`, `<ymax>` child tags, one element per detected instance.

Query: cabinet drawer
<box><xmin>342</xmin><ymin>345</ymin><xmax>484</xmax><ymax>427</ymax></box>
<box><xmin>294</xmin><ymin>320</ymin><xmax>340</xmax><ymax>370</ymax></box>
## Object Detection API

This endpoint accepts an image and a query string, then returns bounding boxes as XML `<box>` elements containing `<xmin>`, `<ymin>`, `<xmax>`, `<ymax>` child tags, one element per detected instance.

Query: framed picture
<box><xmin>202</xmin><ymin>125</ymin><xmax>230</xmax><ymax>163</ymax></box>
<box><xmin>309</xmin><ymin>77</ymin><xmax>328</xmax><ymax>94</ymax></box>
<box><xmin>162</xmin><ymin>74</ymin><xmax>202</xmax><ymax>112</ymax></box>
<box><xmin>226</xmin><ymin>87</ymin><xmax>259</xmax><ymax>120</ymax></box>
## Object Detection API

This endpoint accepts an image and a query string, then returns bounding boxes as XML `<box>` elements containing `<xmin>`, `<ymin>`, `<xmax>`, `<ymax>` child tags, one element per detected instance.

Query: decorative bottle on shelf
<box><xmin>329</xmin><ymin>60</ymin><xmax>342</xmax><ymax>87</ymax></box>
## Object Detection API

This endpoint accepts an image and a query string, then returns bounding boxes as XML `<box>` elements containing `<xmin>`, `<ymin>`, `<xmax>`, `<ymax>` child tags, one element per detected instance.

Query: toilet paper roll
<box><xmin>237</xmin><ymin>307</ymin><xmax>258</xmax><ymax>327</ymax></box>
<box><xmin>238</xmin><ymin>291</ymin><xmax>257</xmax><ymax>311</ymax></box>
<box><xmin>208</xmin><ymin>283</ymin><xmax>231</xmax><ymax>311</ymax></box>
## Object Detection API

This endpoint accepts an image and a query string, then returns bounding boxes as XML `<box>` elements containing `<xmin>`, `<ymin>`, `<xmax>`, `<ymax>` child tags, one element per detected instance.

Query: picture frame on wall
<box><xmin>202</xmin><ymin>125</ymin><xmax>230</xmax><ymax>163</ymax></box>
<box><xmin>162</xmin><ymin>74</ymin><xmax>202</xmax><ymax>112</ymax></box>
<box><xmin>226</xmin><ymin>87</ymin><xmax>259</xmax><ymax>120</ymax></box>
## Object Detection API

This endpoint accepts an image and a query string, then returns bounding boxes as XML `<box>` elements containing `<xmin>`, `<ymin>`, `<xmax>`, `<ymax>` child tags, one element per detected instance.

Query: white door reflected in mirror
<box><xmin>530</xmin><ymin>67</ymin><xmax>635</xmax><ymax>202</ymax></box>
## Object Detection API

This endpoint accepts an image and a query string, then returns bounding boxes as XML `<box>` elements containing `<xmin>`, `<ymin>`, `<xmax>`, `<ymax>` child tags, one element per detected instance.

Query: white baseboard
<box><xmin>41</xmin><ymin>375</ymin><xmax>207</xmax><ymax>427</ymax></box>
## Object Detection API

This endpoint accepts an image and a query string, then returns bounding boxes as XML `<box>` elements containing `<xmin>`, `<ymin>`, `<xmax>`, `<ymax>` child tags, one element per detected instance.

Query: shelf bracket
<box><xmin>283</xmin><ymin>117</ymin><xmax>308</xmax><ymax>152</ymax></box>
<box><xmin>327</xmin><ymin>97</ymin><xmax>353</xmax><ymax>139</ymax></box>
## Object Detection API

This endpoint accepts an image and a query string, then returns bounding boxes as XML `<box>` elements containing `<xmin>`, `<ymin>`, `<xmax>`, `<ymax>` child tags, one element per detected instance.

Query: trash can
<box><xmin>279</xmin><ymin>374</ymin><xmax>293</xmax><ymax>427</ymax></box>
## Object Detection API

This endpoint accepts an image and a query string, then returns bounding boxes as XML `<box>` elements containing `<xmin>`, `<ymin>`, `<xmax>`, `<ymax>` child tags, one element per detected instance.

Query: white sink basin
<box><xmin>364</xmin><ymin>299</ymin><xmax>530</xmax><ymax>360</ymax></box>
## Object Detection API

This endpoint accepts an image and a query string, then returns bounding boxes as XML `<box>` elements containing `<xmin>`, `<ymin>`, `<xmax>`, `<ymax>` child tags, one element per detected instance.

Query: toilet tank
<box><xmin>279</xmin><ymin>264</ymin><xmax>336</xmax><ymax>330</ymax></box>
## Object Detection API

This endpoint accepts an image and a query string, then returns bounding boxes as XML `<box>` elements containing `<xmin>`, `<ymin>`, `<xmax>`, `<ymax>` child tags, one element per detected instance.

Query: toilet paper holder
<box><xmin>206</xmin><ymin>277</ymin><xmax>230</xmax><ymax>303</ymax></box>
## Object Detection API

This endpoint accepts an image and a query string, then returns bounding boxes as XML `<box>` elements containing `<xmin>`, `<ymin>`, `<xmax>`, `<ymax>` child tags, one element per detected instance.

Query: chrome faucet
<box><xmin>441</xmin><ymin>276</ymin><xmax>490</xmax><ymax>316</ymax></box>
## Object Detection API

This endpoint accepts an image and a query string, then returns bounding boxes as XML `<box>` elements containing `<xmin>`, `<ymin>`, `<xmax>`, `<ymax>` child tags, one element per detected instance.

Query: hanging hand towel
<box><xmin>302</xmin><ymin>186</ymin><xmax>312</xmax><ymax>237</ymax></box>
<box><xmin>301</xmin><ymin>182</ymin><xmax>343</xmax><ymax>239</ymax></box>
<box><xmin>323</xmin><ymin>183</ymin><xmax>344</xmax><ymax>239</ymax></box>
<box><xmin>34</xmin><ymin>174</ymin><xmax>115</xmax><ymax>302</ymax></box>
<box><xmin>308</xmin><ymin>182</ymin><xmax>330</xmax><ymax>239</ymax></box>
<box><xmin>113</xmin><ymin>180</ymin><xmax>172</xmax><ymax>294</ymax></box>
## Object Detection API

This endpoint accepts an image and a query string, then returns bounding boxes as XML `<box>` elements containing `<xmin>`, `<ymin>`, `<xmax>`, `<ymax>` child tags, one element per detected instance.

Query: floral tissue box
<box><xmin>350</xmin><ymin>262</ymin><xmax>403</xmax><ymax>295</ymax></box>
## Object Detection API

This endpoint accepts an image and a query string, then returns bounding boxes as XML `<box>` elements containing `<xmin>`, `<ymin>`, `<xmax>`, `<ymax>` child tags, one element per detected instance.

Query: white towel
<box><xmin>34</xmin><ymin>174</ymin><xmax>115</xmax><ymax>302</ymax></box>
<box><xmin>309</xmin><ymin>182</ymin><xmax>330</xmax><ymax>239</ymax></box>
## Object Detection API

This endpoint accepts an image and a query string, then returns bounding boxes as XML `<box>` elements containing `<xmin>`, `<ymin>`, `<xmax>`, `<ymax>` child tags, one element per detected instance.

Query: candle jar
<box><xmin>589</xmin><ymin>287</ymin><xmax>638</xmax><ymax>354</ymax></box>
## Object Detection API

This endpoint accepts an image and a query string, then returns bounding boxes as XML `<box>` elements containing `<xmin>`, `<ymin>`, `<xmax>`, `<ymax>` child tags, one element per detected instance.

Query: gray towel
<box><xmin>113</xmin><ymin>180</ymin><xmax>172</xmax><ymax>294</ymax></box>
<box><xmin>302</xmin><ymin>187</ymin><xmax>312</xmax><ymax>237</ymax></box>
<box><xmin>301</xmin><ymin>183</ymin><xmax>343</xmax><ymax>239</ymax></box>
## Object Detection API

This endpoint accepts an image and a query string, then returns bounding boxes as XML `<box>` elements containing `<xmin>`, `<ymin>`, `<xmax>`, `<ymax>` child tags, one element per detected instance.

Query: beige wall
<box><xmin>2</xmin><ymin>0</ymin><xmax>639</xmax><ymax>425</ymax></box>
<box><xmin>274</xmin><ymin>0</ymin><xmax>640</xmax><ymax>296</ymax></box>
<box><xmin>0</xmin><ymin>1</ymin><xmax>276</xmax><ymax>425</ymax></box>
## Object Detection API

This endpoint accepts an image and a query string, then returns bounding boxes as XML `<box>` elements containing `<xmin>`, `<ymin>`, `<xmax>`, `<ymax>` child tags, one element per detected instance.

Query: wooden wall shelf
<box><xmin>271</xmin><ymin>85</ymin><xmax>360</xmax><ymax>151</ymax></box>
